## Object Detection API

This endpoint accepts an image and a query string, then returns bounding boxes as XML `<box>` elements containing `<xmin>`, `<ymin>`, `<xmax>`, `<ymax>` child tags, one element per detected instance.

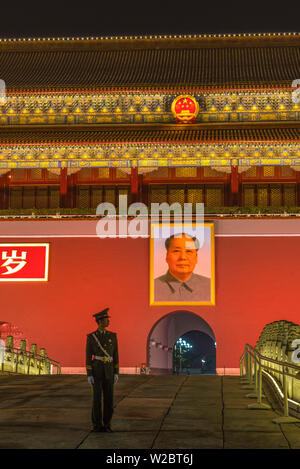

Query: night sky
<box><xmin>0</xmin><ymin>0</ymin><xmax>299</xmax><ymax>38</ymax></box>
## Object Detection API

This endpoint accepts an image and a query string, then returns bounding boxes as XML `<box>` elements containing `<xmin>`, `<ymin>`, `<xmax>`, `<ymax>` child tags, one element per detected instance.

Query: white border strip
<box><xmin>1</xmin><ymin>234</ymin><xmax>300</xmax><ymax>238</ymax></box>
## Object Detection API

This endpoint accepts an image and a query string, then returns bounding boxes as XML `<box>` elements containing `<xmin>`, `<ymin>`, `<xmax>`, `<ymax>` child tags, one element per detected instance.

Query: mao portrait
<box><xmin>150</xmin><ymin>224</ymin><xmax>215</xmax><ymax>306</ymax></box>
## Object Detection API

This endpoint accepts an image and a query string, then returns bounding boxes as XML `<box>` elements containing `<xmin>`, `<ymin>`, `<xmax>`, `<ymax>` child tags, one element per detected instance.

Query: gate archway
<box><xmin>147</xmin><ymin>311</ymin><xmax>216</xmax><ymax>374</ymax></box>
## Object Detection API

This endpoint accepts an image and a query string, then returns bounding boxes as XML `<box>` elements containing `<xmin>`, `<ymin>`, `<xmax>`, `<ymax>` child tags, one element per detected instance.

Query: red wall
<box><xmin>1</xmin><ymin>219</ymin><xmax>300</xmax><ymax>370</ymax></box>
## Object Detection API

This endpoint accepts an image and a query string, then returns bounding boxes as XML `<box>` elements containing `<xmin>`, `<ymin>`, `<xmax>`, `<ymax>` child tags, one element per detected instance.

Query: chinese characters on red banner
<box><xmin>0</xmin><ymin>244</ymin><xmax>49</xmax><ymax>281</ymax></box>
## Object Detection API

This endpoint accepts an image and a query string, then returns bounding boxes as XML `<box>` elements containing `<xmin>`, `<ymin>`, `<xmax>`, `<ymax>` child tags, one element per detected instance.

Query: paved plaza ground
<box><xmin>0</xmin><ymin>373</ymin><xmax>299</xmax><ymax>449</ymax></box>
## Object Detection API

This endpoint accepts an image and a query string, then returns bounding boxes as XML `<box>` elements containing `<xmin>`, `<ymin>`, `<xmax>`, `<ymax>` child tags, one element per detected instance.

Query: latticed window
<box><xmin>149</xmin><ymin>186</ymin><xmax>167</xmax><ymax>204</ymax></box>
<box><xmin>116</xmin><ymin>169</ymin><xmax>129</xmax><ymax>179</ymax></box>
<box><xmin>243</xmin><ymin>167</ymin><xmax>257</xmax><ymax>177</ymax></box>
<box><xmin>270</xmin><ymin>185</ymin><xmax>282</xmax><ymax>206</ymax></box>
<box><xmin>36</xmin><ymin>187</ymin><xmax>48</xmax><ymax>208</ymax></box>
<box><xmin>263</xmin><ymin>166</ymin><xmax>275</xmax><ymax>177</ymax></box>
<box><xmin>118</xmin><ymin>187</ymin><xmax>130</xmax><ymax>207</ymax></box>
<box><xmin>283</xmin><ymin>184</ymin><xmax>296</xmax><ymax>206</ymax></box>
<box><xmin>175</xmin><ymin>167</ymin><xmax>197</xmax><ymax>178</ymax></box>
<box><xmin>23</xmin><ymin>187</ymin><xmax>35</xmax><ymax>209</ymax></box>
<box><xmin>187</xmin><ymin>188</ymin><xmax>204</xmax><ymax>207</ymax></box>
<box><xmin>97</xmin><ymin>168</ymin><xmax>110</xmax><ymax>179</ymax></box>
<box><xmin>104</xmin><ymin>188</ymin><xmax>116</xmax><ymax>205</ymax></box>
<box><xmin>243</xmin><ymin>185</ymin><xmax>255</xmax><ymax>206</ymax></box>
<box><xmin>243</xmin><ymin>184</ymin><xmax>296</xmax><ymax>207</ymax></box>
<box><xmin>169</xmin><ymin>188</ymin><xmax>185</xmax><ymax>206</ymax></box>
<box><xmin>11</xmin><ymin>169</ymin><xmax>26</xmax><ymax>180</ymax></box>
<box><xmin>257</xmin><ymin>185</ymin><xmax>268</xmax><ymax>206</ymax></box>
<box><xmin>203</xmin><ymin>167</ymin><xmax>224</xmax><ymax>178</ymax></box>
<box><xmin>49</xmin><ymin>186</ymin><xmax>60</xmax><ymax>208</ymax></box>
<box><xmin>47</xmin><ymin>170</ymin><xmax>59</xmax><ymax>180</ymax></box>
<box><xmin>148</xmin><ymin>168</ymin><xmax>169</xmax><ymax>178</ymax></box>
<box><xmin>206</xmin><ymin>186</ymin><xmax>224</xmax><ymax>206</ymax></box>
<box><xmin>77</xmin><ymin>186</ymin><xmax>90</xmax><ymax>208</ymax></box>
<box><xmin>281</xmin><ymin>166</ymin><xmax>295</xmax><ymax>178</ymax></box>
<box><xmin>78</xmin><ymin>168</ymin><xmax>93</xmax><ymax>180</ymax></box>
<box><xmin>30</xmin><ymin>169</ymin><xmax>43</xmax><ymax>180</ymax></box>
<box><xmin>9</xmin><ymin>187</ymin><xmax>22</xmax><ymax>208</ymax></box>
<box><xmin>91</xmin><ymin>186</ymin><xmax>103</xmax><ymax>208</ymax></box>
<box><xmin>49</xmin><ymin>187</ymin><xmax>60</xmax><ymax>208</ymax></box>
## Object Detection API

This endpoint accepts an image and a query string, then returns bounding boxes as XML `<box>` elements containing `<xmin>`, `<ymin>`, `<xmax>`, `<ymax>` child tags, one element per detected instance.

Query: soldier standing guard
<box><xmin>86</xmin><ymin>308</ymin><xmax>119</xmax><ymax>432</ymax></box>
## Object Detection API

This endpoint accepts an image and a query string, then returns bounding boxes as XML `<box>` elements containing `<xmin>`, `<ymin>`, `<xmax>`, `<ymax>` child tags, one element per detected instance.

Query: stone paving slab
<box><xmin>112</xmin><ymin>417</ymin><xmax>163</xmax><ymax>432</ymax></box>
<box><xmin>280</xmin><ymin>424</ymin><xmax>300</xmax><ymax>449</ymax></box>
<box><xmin>167</xmin><ymin>406</ymin><xmax>223</xmax><ymax>423</ymax></box>
<box><xmin>224</xmin><ymin>431</ymin><xmax>289</xmax><ymax>449</ymax></box>
<box><xmin>161</xmin><ymin>417</ymin><xmax>222</xmax><ymax>432</ymax></box>
<box><xmin>79</xmin><ymin>431</ymin><xmax>156</xmax><ymax>449</ymax></box>
<box><xmin>223</xmin><ymin>408</ymin><xmax>282</xmax><ymax>432</ymax></box>
<box><xmin>115</xmin><ymin>398</ymin><xmax>173</xmax><ymax>419</ymax></box>
<box><xmin>0</xmin><ymin>426</ymin><xmax>88</xmax><ymax>449</ymax></box>
<box><xmin>129</xmin><ymin>385</ymin><xmax>179</xmax><ymax>398</ymax></box>
<box><xmin>0</xmin><ymin>407</ymin><xmax>90</xmax><ymax>424</ymax></box>
<box><xmin>0</xmin><ymin>373</ymin><xmax>300</xmax><ymax>449</ymax></box>
<box><xmin>15</xmin><ymin>395</ymin><xmax>92</xmax><ymax>408</ymax></box>
<box><xmin>153</xmin><ymin>430</ymin><xmax>223</xmax><ymax>449</ymax></box>
<box><xmin>172</xmin><ymin>398</ymin><xmax>223</xmax><ymax>409</ymax></box>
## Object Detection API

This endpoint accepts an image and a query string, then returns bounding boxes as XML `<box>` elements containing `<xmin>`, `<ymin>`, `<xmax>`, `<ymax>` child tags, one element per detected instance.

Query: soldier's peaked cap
<box><xmin>93</xmin><ymin>308</ymin><xmax>110</xmax><ymax>322</ymax></box>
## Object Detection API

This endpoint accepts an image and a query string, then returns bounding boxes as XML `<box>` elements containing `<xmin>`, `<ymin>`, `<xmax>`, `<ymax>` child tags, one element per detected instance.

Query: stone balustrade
<box><xmin>255</xmin><ymin>320</ymin><xmax>300</xmax><ymax>403</ymax></box>
<box><xmin>0</xmin><ymin>334</ymin><xmax>60</xmax><ymax>375</ymax></box>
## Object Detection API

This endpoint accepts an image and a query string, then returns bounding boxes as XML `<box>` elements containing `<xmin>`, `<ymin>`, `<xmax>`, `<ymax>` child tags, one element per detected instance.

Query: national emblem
<box><xmin>171</xmin><ymin>95</ymin><xmax>199</xmax><ymax>123</ymax></box>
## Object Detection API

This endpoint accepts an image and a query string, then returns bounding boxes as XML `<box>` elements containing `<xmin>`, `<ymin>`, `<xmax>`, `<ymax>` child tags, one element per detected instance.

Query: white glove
<box><xmin>88</xmin><ymin>376</ymin><xmax>94</xmax><ymax>386</ymax></box>
<box><xmin>114</xmin><ymin>374</ymin><xmax>119</xmax><ymax>384</ymax></box>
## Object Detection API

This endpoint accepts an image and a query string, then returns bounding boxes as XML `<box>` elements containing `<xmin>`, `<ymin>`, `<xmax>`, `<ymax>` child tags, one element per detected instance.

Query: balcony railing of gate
<box><xmin>0</xmin><ymin>336</ymin><xmax>61</xmax><ymax>375</ymax></box>
<box><xmin>240</xmin><ymin>344</ymin><xmax>300</xmax><ymax>424</ymax></box>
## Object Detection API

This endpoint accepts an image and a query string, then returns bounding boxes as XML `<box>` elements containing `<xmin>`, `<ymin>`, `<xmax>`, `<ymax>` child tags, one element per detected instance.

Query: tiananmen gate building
<box><xmin>0</xmin><ymin>33</ymin><xmax>300</xmax><ymax>374</ymax></box>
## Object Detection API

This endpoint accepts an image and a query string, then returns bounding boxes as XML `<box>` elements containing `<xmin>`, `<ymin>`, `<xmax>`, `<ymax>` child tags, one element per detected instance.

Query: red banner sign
<box><xmin>0</xmin><ymin>244</ymin><xmax>49</xmax><ymax>281</ymax></box>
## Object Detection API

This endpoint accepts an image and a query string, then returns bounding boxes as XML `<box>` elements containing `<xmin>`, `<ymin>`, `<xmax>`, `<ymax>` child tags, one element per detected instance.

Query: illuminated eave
<box><xmin>0</xmin><ymin>32</ymin><xmax>299</xmax><ymax>42</ymax></box>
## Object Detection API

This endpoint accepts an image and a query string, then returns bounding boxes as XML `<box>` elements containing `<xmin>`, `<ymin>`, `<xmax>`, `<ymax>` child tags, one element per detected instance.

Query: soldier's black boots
<box><xmin>103</xmin><ymin>425</ymin><xmax>113</xmax><ymax>432</ymax></box>
<box><xmin>91</xmin><ymin>426</ymin><xmax>104</xmax><ymax>432</ymax></box>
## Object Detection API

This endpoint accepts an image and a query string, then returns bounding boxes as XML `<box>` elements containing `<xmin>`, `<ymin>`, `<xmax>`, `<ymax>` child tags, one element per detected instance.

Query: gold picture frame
<box><xmin>150</xmin><ymin>223</ymin><xmax>215</xmax><ymax>306</ymax></box>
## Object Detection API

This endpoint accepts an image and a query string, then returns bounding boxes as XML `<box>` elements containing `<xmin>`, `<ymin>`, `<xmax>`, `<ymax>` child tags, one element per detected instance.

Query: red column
<box><xmin>60</xmin><ymin>168</ymin><xmax>68</xmax><ymax>208</ymax></box>
<box><xmin>130</xmin><ymin>167</ymin><xmax>138</xmax><ymax>195</ymax></box>
<box><xmin>296</xmin><ymin>171</ymin><xmax>300</xmax><ymax>206</ymax></box>
<box><xmin>231</xmin><ymin>166</ymin><xmax>239</xmax><ymax>206</ymax></box>
<box><xmin>0</xmin><ymin>172</ymin><xmax>9</xmax><ymax>209</ymax></box>
<box><xmin>231</xmin><ymin>166</ymin><xmax>239</xmax><ymax>193</ymax></box>
<box><xmin>66</xmin><ymin>173</ymin><xmax>75</xmax><ymax>208</ymax></box>
<box><xmin>141</xmin><ymin>176</ymin><xmax>148</xmax><ymax>206</ymax></box>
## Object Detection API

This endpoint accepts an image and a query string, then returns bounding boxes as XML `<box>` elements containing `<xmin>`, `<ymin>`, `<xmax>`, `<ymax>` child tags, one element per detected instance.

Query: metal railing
<box><xmin>240</xmin><ymin>344</ymin><xmax>300</xmax><ymax>424</ymax></box>
<box><xmin>1</xmin><ymin>345</ymin><xmax>61</xmax><ymax>375</ymax></box>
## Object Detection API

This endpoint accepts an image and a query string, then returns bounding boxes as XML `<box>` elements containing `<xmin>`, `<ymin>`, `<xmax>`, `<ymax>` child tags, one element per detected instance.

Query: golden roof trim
<box><xmin>0</xmin><ymin>32</ymin><xmax>299</xmax><ymax>51</ymax></box>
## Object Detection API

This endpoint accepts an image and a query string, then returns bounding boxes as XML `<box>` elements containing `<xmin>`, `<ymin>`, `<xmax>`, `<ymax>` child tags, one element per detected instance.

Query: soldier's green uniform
<box><xmin>86</xmin><ymin>309</ymin><xmax>119</xmax><ymax>431</ymax></box>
